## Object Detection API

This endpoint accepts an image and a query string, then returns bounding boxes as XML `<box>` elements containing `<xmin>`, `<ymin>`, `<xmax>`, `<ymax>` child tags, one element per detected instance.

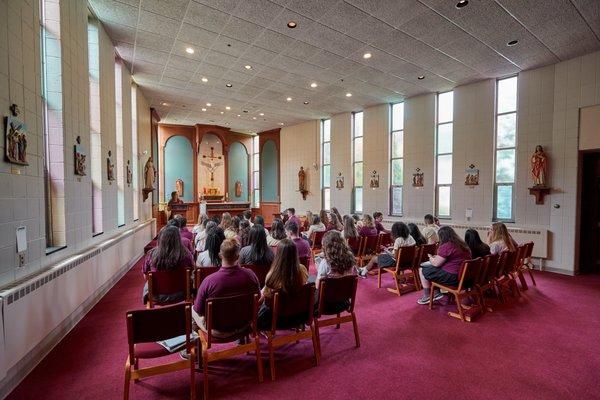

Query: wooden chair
<box><xmin>377</xmin><ymin>232</ymin><xmax>392</xmax><ymax>250</ymax></box>
<box><xmin>199</xmin><ymin>293</ymin><xmax>263</xmax><ymax>400</ymax></box>
<box><xmin>124</xmin><ymin>302</ymin><xmax>196</xmax><ymax>400</ymax></box>
<box><xmin>299</xmin><ymin>256</ymin><xmax>311</xmax><ymax>271</ymax></box>
<box><xmin>347</xmin><ymin>236</ymin><xmax>363</xmax><ymax>256</ymax></box>
<box><xmin>310</xmin><ymin>231</ymin><xmax>326</xmax><ymax>257</ymax></box>
<box><xmin>412</xmin><ymin>243</ymin><xmax>438</xmax><ymax>290</ymax></box>
<box><xmin>193</xmin><ymin>266</ymin><xmax>219</xmax><ymax>291</ymax></box>
<box><xmin>242</xmin><ymin>264</ymin><xmax>270</xmax><ymax>287</ymax></box>
<box><xmin>377</xmin><ymin>246</ymin><xmax>418</xmax><ymax>296</ymax></box>
<box><xmin>265</xmin><ymin>283</ymin><xmax>319</xmax><ymax>380</ymax></box>
<box><xmin>314</xmin><ymin>275</ymin><xmax>360</xmax><ymax>357</ymax></box>
<box><xmin>357</xmin><ymin>235</ymin><xmax>379</xmax><ymax>267</ymax></box>
<box><xmin>494</xmin><ymin>250</ymin><xmax>519</xmax><ymax>301</ymax></box>
<box><xmin>514</xmin><ymin>242</ymin><xmax>536</xmax><ymax>289</ymax></box>
<box><xmin>146</xmin><ymin>268</ymin><xmax>191</xmax><ymax>308</ymax></box>
<box><xmin>429</xmin><ymin>258</ymin><xmax>483</xmax><ymax>322</ymax></box>
<box><xmin>474</xmin><ymin>253</ymin><xmax>500</xmax><ymax>312</ymax></box>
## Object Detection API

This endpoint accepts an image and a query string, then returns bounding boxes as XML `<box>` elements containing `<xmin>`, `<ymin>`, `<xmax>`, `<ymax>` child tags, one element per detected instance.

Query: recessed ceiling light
<box><xmin>220</xmin><ymin>111</ymin><xmax>224</xmax><ymax>114</ymax></box>
<box><xmin>279</xmin><ymin>122</ymin><xmax>284</xmax><ymax>126</ymax></box>
<box><xmin>507</xmin><ymin>39</ymin><xmax>519</xmax><ymax>46</ymax></box>
<box><xmin>226</xmin><ymin>83</ymin><xmax>233</xmax><ymax>87</ymax></box>
<box><xmin>417</xmin><ymin>75</ymin><xmax>425</xmax><ymax>80</ymax></box>
<box><xmin>185</xmin><ymin>47</ymin><xmax>194</xmax><ymax>54</ymax></box>
<box><xmin>259</xmin><ymin>112</ymin><xmax>264</xmax><ymax>116</ymax></box>
<box><xmin>225</xmin><ymin>106</ymin><xmax>231</xmax><ymax>110</ymax></box>
<box><xmin>253</xmin><ymin>117</ymin><xmax>257</xmax><ymax>120</ymax></box>
<box><xmin>161</xmin><ymin>102</ymin><xmax>169</xmax><ymax>106</ymax></box>
<box><xmin>237</xmin><ymin>114</ymin><xmax>241</xmax><ymax>117</ymax></box>
<box><xmin>287</xmin><ymin>21</ymin><xmax>297</xmax><ymax>29</ymax></box>
<box><xmin>310</xmin><ymin>82</ymin><xmax>318</xmax><ymax>88</ymax></box>
<box><xmin>303</xmin><ymin>101</ymin><xmax>309</xmax><ymax>105</ymax></box>
<box><xmin>345</xmin><ymin>93</ymin><xmax>352</xmax><ymax>97</ymax></box>
<box><xmin>201</xmin><ymin>77</ymin><xmax>208</xmax><ymax>83</ymax></box>
<box><xmin>286</xmin><ymin>97</ymin><xmax>292</xmax><ymax>101</ymax></box>
<box><xmin>206</xmin><ymin>102</ymin><xmax>211</xmax><ymax>106</ymax></box>
<box><xmin>456</xmin><ymin>0</ymin><xmax>468</xmax><ymax>8</ymax></box>
<box><xmin>363</xmin><ymin>52</ymin><xmax>372</xmax><ymax>59</ymax></box>
<box><xmin>201</xmin><ymin>108</ymin><xmax>206</xmax><ymax>112</ymax></box>
<box><xmin>244</xmin><ymin>65</ymin><xmax>252</xmax><ymax>70</ymax></box>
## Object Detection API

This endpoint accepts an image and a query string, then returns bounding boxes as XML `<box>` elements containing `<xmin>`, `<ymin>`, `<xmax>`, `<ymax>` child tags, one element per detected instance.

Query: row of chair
<box><xmin>429</xmin><ymin>242</ymin><xmax>537</xmax><ymax>322</ymax></box>
<box><xmin>129</xmin><ymin>254</ymin><xmax>360</xmax><ymax>399</ymax></box>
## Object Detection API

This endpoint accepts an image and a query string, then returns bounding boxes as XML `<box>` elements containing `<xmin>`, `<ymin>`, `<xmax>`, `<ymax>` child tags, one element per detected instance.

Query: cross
<box><xmin>201</xmin><ymin>147</ymin><xmax>223</xmax><ymax>184</ymax></box>
<box><xmin>202</xmin><ymin>147</ymin><xmax>222</xmax><ymax>162</ymax></box>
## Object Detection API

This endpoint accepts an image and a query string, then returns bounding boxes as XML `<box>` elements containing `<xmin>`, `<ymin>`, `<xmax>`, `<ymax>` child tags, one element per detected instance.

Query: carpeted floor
<box><xmin>6</xmin><ymin>258</ymin><xmax>600</xmax><ymax>400</ymax></box>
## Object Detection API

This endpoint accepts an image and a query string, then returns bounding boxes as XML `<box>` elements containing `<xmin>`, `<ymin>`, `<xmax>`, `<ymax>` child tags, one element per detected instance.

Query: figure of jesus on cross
<box><xmin>201</xmin><ymin>146</ymin><xmax>223</xmax><ymax>186</ymax></box>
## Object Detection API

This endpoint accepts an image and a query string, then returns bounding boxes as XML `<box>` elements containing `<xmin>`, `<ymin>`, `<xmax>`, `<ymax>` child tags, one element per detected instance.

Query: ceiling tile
<box><xmin>141</xmin><ymin>0</ymin><xmax>189</xmax><ymax>20</ymax></box>
<box><xmin>138</xmin><ymin>10</ymin><xmax>181</xmax><ymax>39</ymax></box>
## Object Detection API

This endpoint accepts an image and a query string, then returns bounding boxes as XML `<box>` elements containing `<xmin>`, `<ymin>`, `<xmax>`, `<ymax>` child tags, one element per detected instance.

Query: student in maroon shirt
<box><xmin>284</xmin><ymin>220</ymin><xmax>312</xmax><ymax>259</ymax></box>
<box><xmin>175</xmin><ymin>215</ymin><xmax>194</xmax><ymax>242</ymax></box>
<box><xmin>359</xmin><ymin>214</ymin><xmax>379</xmax><ymax>236</ymax></box>
<box><xmin>286</xmin><ymin>207</ymin><xmax>301</xmax><ymax>228</ymax></box>
<box><xmin>373</xmin><ymin>212</ymin><xmax>389</xmax><ymax>233</ymax></box>
<box><xmin>193</xmin><ymin>238</ymin><xmax>260</xmax><ymax>335</ymax></box>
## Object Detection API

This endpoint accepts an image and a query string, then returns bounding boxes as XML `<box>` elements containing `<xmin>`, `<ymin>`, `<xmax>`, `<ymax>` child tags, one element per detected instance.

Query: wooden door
<box><xmin>579</xmin><ymin>152</ymin><xmax>600</xmax><ymax>273</ymax></box>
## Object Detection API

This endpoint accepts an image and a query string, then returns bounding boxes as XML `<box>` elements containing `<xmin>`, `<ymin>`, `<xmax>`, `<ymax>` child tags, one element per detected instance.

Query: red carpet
<box><xmin>6</xmin><ymin>259</ymin><xmax>600</xmax><ymax>400</ymax></box>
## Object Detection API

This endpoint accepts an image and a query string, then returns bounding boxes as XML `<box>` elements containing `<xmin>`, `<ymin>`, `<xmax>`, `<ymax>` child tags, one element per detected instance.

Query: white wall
<box><xmin>279</xmin><ymin>50</ymin><xmax>600</xmax><ymax>274</ymax></box>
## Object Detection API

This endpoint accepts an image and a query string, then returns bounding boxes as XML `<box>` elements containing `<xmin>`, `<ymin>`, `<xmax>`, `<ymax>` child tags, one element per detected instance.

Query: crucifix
<box><xmin>200</xmin><ymin>146</ymin><xmax>223</xmax><ymax>185</ymax></box>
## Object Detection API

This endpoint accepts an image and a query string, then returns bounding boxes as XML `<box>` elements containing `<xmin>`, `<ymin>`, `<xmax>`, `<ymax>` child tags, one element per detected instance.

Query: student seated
<box><xmin>287</xmin><ymin>207</ymin><xmax>301</xmax><ymax>227</ymax></box>
<box><xmin>192</xmin><ymin>213</ymin><xmax>209</xmax><ymax>235</ymax></box>
<box><xmin>465</xmin><ymin>228</ymin><xmax>491</xmax><ymax>258</ymax></box>
<box><xmin>257</xmin><ymin>238</ymin><xmax>309</xmax><ymax>330</ymax></box>
<box><xmin>330</xmin><ymin>212</ymin><xmax>343</xmax><ymax>231</ymax></box>
<box><xmin>422</xmin><ymin>214</ymin><xmax>440</xmax><ymax>244</ymax></box>
<box><xmin>285</xmin><ymin>220</ymin><xmax>312</xmax><ymax>260</ymax></box>
<box><xmin>176</xmin><ymin>215</ymin><xmax>194</xmax><ymax>242</ymax></box>
<box><xmin>267</xmin><ymin>218</ymin><xmax>287</xmax><ymax>246</ymax></box>
<box><xmin>225</xmin><ymin>216</ymin><xmax>240</xmax><ymax>240</ymax></box>
<box><xmin>319</xmin><ymin>209</ymin><xmax>332</xmax><ymax>230</ymax></box>
<box><xmin>237</xmin><ymin>220</ymin><xmax>251</xmax><ymax>247</ymax></box>
<box><xmin>195</xmin><ymin>220</ymin><xmax>216</xmax><ymax>253</ymax></box>
<box><xmin>408</xmin><ymin>223</ymin><xmax>427</xmax><ymax>246</ymax></box>
<box><xmin>239</xmin><ymin>225</ymin><xmax>275</xmax><ymax>266</ymax></box>
<box><xmin>253</xmin><ymin>215</ymin><xmax>270</xmax><ymax>236</ymax></box>
<box><xmin>167</xmin><ymin>191</ymin><xmax>183</xmax><ymax>219</ymax></box>
<box><xmin>304</xmin><ymin>215</ymin><xmax>326</xmax><ymax>240</ymax></box>
<box><xmin>142</xmin><ymin>225</ymin><xmax>195</xmax><ymax>303</ymax></box>
<box><xmin>303</xmin><ymin>211</ymin><xmax>313</xmax><ymax>232</ymax></box>
<box><xmin>341</xmin><ymin>216</ymin><xmax>359</xmax><ymax>239</ymax></box>
<box><xmin>417</xmin><ymin>226</ymin><xmax>471</xmax><ymax>305</ymax></box>
<box><xmin>243</xmin><ymin>209</ymin><xmax>253</xmax><ymax>227</ymax></box>
<box><xmin>196</xmin><ymin>227</ymin><xmax>225</xmax><ymax>268</ymax></box>
<box><xmin>358</xmin><ymin>221</ymin><xmax>416</xmax><ymax>277</ymax></box>
<box><xmin>373</xmin><ymin>212</ymin><xmax>389</xmax><ymax>233</ymax></box>
<box><xmin>167</xmin><ymin>218</ymin><xmax>194</xmax><ymax>252</ymax></box>
<box><xmin>487</xmin><ymin>222</ymin><xmax>517</xmax><ymax>254</ymax></box>
<box><xmin>193</xmin><ymin>239</ymin><xmax>260</xmax><ymax>337</ymax></box>
<box><xmin>219</xmin><ymin>212</ymin><xmax>233</xmax><ymax>233</ymax></box>
<box><xmin>359</xmin><ymin>214</ymin><xmax>378</xmax><ymax>236</ymax></box>
<box><xmin>331</xmin><ymin>207</ymin><xmax>344</xmax><ymax>227</ymax></box>
<box><xmin>352</xmin><ymin>214</ymin><xmax>363</xmax><ymax>229</ymax></box>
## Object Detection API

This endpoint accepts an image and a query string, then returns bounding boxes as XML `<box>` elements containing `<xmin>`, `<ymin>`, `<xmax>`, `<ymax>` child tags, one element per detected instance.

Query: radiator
<box><xmin>382</xmin><ymin>219</ymin><xmax>548</xmax><ymax>259</ymax></box>
<box><xmin>0</xmin><ymin>221</ymin><xmax>154</xmax><ymax>392</ymax></box>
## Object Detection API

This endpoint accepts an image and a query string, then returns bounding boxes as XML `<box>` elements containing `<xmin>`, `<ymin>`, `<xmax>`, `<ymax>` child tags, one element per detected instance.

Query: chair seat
<box><xmin>134</xmin><ymin>342</ymin><xmax>171</xmax><ymax>359</ymax></box>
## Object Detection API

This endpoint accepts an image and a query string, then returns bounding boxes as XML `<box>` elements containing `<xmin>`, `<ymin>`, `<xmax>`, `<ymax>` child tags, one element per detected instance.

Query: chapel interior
<box><xmin>0</xmin><ymin>0</ymin><xmax>599</xmax><ymax>399</ymax></box>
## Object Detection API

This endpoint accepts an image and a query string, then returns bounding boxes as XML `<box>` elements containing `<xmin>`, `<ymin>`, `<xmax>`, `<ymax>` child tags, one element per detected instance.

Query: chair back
<box><xmin>144</xmin><ymin>240</ymin><xmax>158</xmax><ymax>254</ymax></box>
<box><xmin>456</xmin><ymin>258</ymin><xmax>483</xmax><ymax>291</ymax></box>
<box><xmin>317</xmin><ymin>275</ymin><xmax>358</xmax><ymax>316</ymax></box>
<box><xmin>362</xmin><ymin>235</ymin><xmax>379</xmax><ymax>256</ymax></box>
<box><xmin>299</xmin><ymin>256</ymin><xmax>310</xmax><ymax>269</ymax></box>
<box><xmin>394</xmin><ymin>245</ymin><xmax>417</xmax><ymax>272</ymax></box>
<box><xmin>311</xmin><ymin>230</ymin><xmax>326</xmax><ymax>250</ymax></box>
<box><xmin>242</xmin><ymin>264</ymin><xmax>270</xmax><ymax>287</ymax></box>
<box><xmin>524</xmin><ymin>241</ymin><xmax>534</xmax><ymax>259</ymax></box>
<box><xmin>126</xmin><ymin>302</ymin><xmax>192</xmax><ymax>358</ymax></box>
<box><xmin>347</xmin><ymin>236</ymin><xmax>363</xmax><ymax>255</ymax></box>
<box><xmin>418</xmin><ymin>243</ymin><xmax>438</xmax><ymax>264</ymax></box>
<box><xmin>205</xmin><ymin>292</ymin><xmax>259</xmax><ymax>347</ymax></box>
<box><xmin>194</xmin><ymin>266</ymin><xmax>219</xmax><ymax>290</ymax></box>
<box><xmin>499</xmin><ymin>250</ymin><xmax>517</xmax><ymax>276</ymax></box>
<box><xmin>479</xmin><ymin>253</ymin><xmax>499</xmax><ymax>285</ymax></box>
<box><xmin>269</xmin><ymin>283</ymin><xmax>315</xmax><ymax>333</ymax></box>
<box><xmin>147</xmin><ymin>268</ymin><xmax>191</xmax><ymax>307</ymax></box>
<box><xmin>378</xmin><ymin>232</ymin><xmax>392</xmax><ymax>248</ymax></box>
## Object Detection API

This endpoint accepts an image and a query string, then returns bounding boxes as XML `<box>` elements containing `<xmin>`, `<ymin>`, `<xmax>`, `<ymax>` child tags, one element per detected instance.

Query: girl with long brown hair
<box><xmin>487</xmin><ymin>222</ymin><xmax>517</xmax><ymax>254</ymax></box>
<box><xmin>330</xmin><ymin>212</ymin><xmax>343</xmax><ymax>231</ymax></box>
<box><xmin>316</xmin><ymin>230</ymin><xmax>356</xmax><ymax>289</ymax></box>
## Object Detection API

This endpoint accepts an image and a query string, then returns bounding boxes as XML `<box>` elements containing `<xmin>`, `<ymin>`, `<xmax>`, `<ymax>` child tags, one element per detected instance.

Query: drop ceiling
<box><xmin>88</xmin><ymin>0</ymin><xmax>600</xmax><ymax>134</ymax></box>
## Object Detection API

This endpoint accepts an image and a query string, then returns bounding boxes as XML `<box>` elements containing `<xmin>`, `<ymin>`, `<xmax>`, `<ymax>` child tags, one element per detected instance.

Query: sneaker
<box><xmin>179</xmin><ymin>349</ymin><xmax>190</xmax><ymax>360</ymax></box>
<box><xmin>417</xmin><ymin>295</ymin><xmax>431</xmax><ymax>305</ymax></box>
<box><xmin>358</xmin><ymin>267</ymin><xmax>368</xmax><ymax>278</ymax></box>
<box><xmin>433</xmin><ymin>291</ymin><xmax>445</xmax><ymax>302</ymax></box>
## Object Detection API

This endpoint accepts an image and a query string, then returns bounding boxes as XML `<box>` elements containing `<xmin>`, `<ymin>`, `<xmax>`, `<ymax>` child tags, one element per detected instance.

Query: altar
<box><xmin>204</xmin><ymin>201</ymin><xmax>251</xmax><ymax>218</ymax></box>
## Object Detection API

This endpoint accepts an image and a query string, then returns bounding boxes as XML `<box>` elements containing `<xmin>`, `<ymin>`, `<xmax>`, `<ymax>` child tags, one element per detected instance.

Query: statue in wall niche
<box><xmin>106</xmin><ymin>150</ymin><xmax>115</xmax><ymax>182</ymax></box>
<box><xmin>126</xmin><ymin>160</ymin><xmax>132</xmax><ymax>186</ymax></box>
<box><xmin>175</xmin><ymin>178</ymin><xmax>184</xmax><ymax>197</ymax></box>
<box><xmin>235</xmin><ymin>180</ymin><xmax>243</xmax><ymax>198</ymax></box>
<box><xmin>143</xmin><ymin>156</ymin><xmax>156</xmax><ymax>190</ymax></box>
<box><xmin>531</xmin><ymin>145</ymin><xmax>548</xmax><ymax>187</ymax></box>
<box><xmin>4</xmin><ymin>103</ymin><xmax>28</xmax><ymax>166</ymax></box>
<box><xmin>298</xmin><ymin>166</ymin><xmax>308</xmax><ymax>200</ymax></box>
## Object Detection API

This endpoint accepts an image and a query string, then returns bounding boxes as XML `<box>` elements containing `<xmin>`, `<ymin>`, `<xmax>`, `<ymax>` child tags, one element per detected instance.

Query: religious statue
<box><xmin>412</xmin><ymin>168</ymin><xmax>424</xmax><ymax>187</ymax></box>
<box><xmin>298</xmin><ymin>166</ymin><xmax>308</xmax><ymax>200</ymax></box>
<box><xmin>4</xmin><ymin>103</ymin><xmax>28</xmax><ymax>166</ymax></box>
<box><xmin>464</xmin><ymin>164</ymin><xmax>479</xmax><ymax>186</ymax></box>
<box><xmin>369</xmin><ymin>170</ymin><xmax>379</xmax><ymax>189</ymax></box>
<box><xmin>175</xmin><ymin>178</ymin><xmax>184</xmax><ymax>197</ymax></box>
<box><xmin>106</xmin><ymin>150</ymin><xmax>115</xmax><ymax>182</ymax></box>
<box><xmin>143</xmin><ymin>156</ymin><xmax>156</xmax><ymax>190</ymax></box>
<box><xmin>201</xmin><ymin>146</ymin><xmax>223</xmax><ymax>187</ymax></box>
<box><xmin>335</xmin><ymin>173</ymin><xmax>344</xmax><ymax>189</ymax></box>
<box><xmin>74</xmin><ymin>136</ymin><xmax>86</xmax><ymax>176</ymax></box>
<box><xmin>531</xmin><ymin>145</ymin><xmax>548</xmax><ymax>187</ymax></box>
<box><xmin>126</xmin><ymin>160</ymin><xmax>132</xmax><ymax>186</ymax></box>
<box><xmin>235</xmin><ymin>180</ymin><xmax>243</xmax><ymax>198</ymax></box>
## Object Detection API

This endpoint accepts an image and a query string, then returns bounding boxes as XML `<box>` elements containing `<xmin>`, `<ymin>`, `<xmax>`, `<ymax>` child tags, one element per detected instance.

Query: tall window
<box><xmin>252</xmin><ymin>136</ymin><xmax>260</xmax><ymax>208</ymax></box>
<box><xmin>494</xmin><ymin>76</ymin><xmax>518</xmax><ymax>221</ymax></box>
<box><xmin>41</xmin><ymin>0</ymin><xmax>66</xmax><ymax>248</ymax></box>
<box><xmin>321</xmin><ymin>119</ymin><xmax>331</xmax><ymax>210</ymax></box>
<box><xmin>390</xmin><ymin>103</ymin><xmax>404</xmax><ymax>215</ymax></box>
<box><xmin>115</xmin><ymin>58</ymin><xmax>125</xmax><ymax>226</ymax></box>
<box><xmin>131</xmin><ymin>84</ymin><xmax>139</xmax><ymax>221</ymax></box>
<box><xmin>352</xmin><ymin>112</ymin><xmax>364</xmax><ymax>213</ymax></box>
<box><xmin>435</xmin><ymin>91</ymin><xmax>453</xmax><ymax>218</ymax></box>
<box><xmin>88</xmin><ymin>19</ymin><xmax>102</xmax><ymax>234</ymax></box>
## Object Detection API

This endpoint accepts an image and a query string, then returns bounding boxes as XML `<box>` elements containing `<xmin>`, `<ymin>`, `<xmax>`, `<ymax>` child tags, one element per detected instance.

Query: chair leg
<box><xmin>455</xmin><ymin>293</ymin><xmax>465</xmax><ymax>322</ymax></box>
<box><xmin>189</xmin><ymin>348</ymin><xmax>196</xmax><ymax>400</ymax></box>
<box><xmin>314</xmin><ymin>321</ymin><xmax>322</xmax><ymax>358</ymax></box>
<box><xmin>268</xmin><ymin>337</ymin><xmax>276</xmax><ymax>381</ymax></box>
<box><xmin>377</xmin><ymin>268</ymin><xmax>382</xmax><ymax>288</ymax></box>
<box><xmin>527</xmin><ymin>267</ymin><xmax>537</xmax><ymax>286</ymax></box>
<box><xmin>393</xmin><ymin>273</ymin><xmax>402</xmax><ymax>297</ymax></box>
<box><xmin>202</xmin><ymin>351</ymin><xmax>209</xmax><ymax>400</ymax></box>
<box><xmin>428</xmin><ymin>284</ymin><xmax>436</xmax><ymax>310</ymax></box>
<box><xmin>336</xmin><ymin>314</ymin><xmax>341</xmax><ymax>329</ymax></box>
<box><xmin>255</xmin><ymin>335</ymin><xmax>264</xmax><ymax>383</ymax></box>
<box><xmin>351</xmin><ymin>312</ymin><xmax>360</xmax><ymax>348</ymax></box>
<box><xmin>310</xmin><ymin>325</ymin><xmax>320</xmax><ymax>366</ymax></box>
<box><xmin>517</xmin><ymin>270</ymin><xmax>528</xmax><ymax>290</ymax></box>
<box><xmin>133</xmin><ymin>357</ymin><xmax>139</xmax><ymax>383</ymax></box>
<box><xmin>123</xmin><ymin>357</ymin><xmax>131</xmax><ymax>400</ymax></box>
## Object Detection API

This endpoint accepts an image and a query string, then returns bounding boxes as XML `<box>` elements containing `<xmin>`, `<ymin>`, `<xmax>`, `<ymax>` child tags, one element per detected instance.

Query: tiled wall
<box><xmin>0</xmin><ymin>0</ymin><xmax>153</xmax><ymax>287</ymax></box>
<box><xmin>279</xmin><ymin>50</ymin><xmax>600</xmax><ymax>274</ymax></box>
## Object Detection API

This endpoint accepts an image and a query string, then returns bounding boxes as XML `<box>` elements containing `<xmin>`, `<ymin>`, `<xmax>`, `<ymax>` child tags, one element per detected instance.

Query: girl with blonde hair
<box><xmin>487</xmin><ymin>222</ymin><xmax>517</xmax><ymax>254</ymax></box>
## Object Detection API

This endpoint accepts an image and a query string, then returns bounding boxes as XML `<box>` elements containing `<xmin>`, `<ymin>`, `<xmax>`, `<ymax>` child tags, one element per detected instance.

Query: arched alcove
<box><xmin>228</xmin><ymin>141</ymin><xmax>249</xmax><ymax>201</ymax></box>
<box><xmin>261</xmin><ymin>139</ymin><xmax>278</xmax><ymax>202</ymax></box>
<box><xmin>164</xmin><ymin>135</ymin><xmax>193</xmax><ymax>202</ymax></box>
